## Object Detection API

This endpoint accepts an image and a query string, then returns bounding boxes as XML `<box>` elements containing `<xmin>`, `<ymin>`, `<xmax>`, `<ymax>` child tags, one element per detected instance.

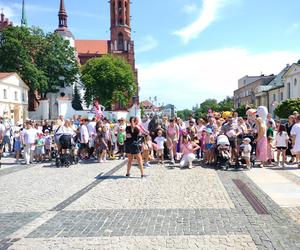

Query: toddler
<box><xmin>154</xmin><ymin>129</ymin><xmax>166</xmax><ymax>164</ymax></box>
<box><xmin>240</xmin><ymin>137</ymin><xmax>252</xmax><ymax>168</ymax></box>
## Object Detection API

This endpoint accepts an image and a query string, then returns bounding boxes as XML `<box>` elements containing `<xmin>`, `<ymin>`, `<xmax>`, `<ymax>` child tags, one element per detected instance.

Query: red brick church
<box><xmin>55</xmin><ymin>0</ymin><xmax>139</xmax><ymax>110</ymax></box>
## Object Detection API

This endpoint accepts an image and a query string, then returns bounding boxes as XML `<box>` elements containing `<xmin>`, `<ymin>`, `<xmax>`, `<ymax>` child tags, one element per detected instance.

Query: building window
<box><xmin>287</xmin><ymin>82</ymin><xmax>291</xmax><ymax>98</ymax></box>
<box><xmin>22</xmin><ymin>93</ymin><xmax>25</xmax><ymax>102</ymax></box>
<box><xmin>280</xmin><ymin>92</ymin><xmax>283</xmax><ymax>101</ymax></box>
<box><xmin>14</xmin><ymin>91</ymin><xmax>18</xmax><ymax>101</ymax></box>
<box><xmin>273</xmin><ymin>94</ymin><xmax>276</xmax><ymax>102</ymax></box>
<box><xmin>294</xmin><ymin>78</ymin><xmax>297</xmax><ymax>86</ymax></box>
<box><xmin>118</xmin><ymin>32</ymin><xmax>124</xmax><ymax>50</ymax></box>
<box><xmin>3</xmin><ymin>89</ymin><xmax>7</xmax><ymax>99</ymax></box>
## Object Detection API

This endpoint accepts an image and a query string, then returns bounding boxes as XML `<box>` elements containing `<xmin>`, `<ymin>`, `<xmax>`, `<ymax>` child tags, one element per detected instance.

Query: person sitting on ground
<box><xmin>180</xmin><ymin>134</ymin><xmax>200</xmax><ymax>169</ymax></box>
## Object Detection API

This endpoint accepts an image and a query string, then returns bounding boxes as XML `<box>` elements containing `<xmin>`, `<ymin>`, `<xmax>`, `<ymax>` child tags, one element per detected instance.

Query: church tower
<box><xmin>55</xmin><ymin>0</ymin><xmax>75</xmax><ymax>47</ymax></box>
<box><xmin>110</xmin><ymin>0</ymin><xmax>139</xmax><ymax>108</ymax></box>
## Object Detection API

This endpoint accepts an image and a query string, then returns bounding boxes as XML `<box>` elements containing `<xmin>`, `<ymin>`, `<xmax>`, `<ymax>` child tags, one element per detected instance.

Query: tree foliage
<box><xmin>72</xmin><ymin>85</ymin><xmax>83</xmax><ymax>110</ymax></box>
<box><xmin>235</xmin><ymin>104</ymin><xmax>256</xmax><ymax>117</ymax></box>
<box><xmin>177</xmin><ymin>109</ymin><xmax>193</xmax><ymax>121</ymax></box>
<box><xmin>0</xmin><ymin>26</ymin><xmax>79</xmax><ymax>98</ymax></box>
<box><xmin>190</xmin><ymin>97</ymin><xmax>234</xmax><ymax>119</ymax></box>
<box><xmin>275</xmin><ymin>98</ymin><xmax>300</xmax><ymax>118</ymax></box>
<box><xmin>81</xmin><ymin>55</ymin><xmax>137</xmax><ymax>109</ymax></box>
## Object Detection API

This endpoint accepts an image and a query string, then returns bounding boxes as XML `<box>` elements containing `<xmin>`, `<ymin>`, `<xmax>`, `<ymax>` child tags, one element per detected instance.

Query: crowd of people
<box><xmin>0</xmin><ymin>108</ymin><xmax>299</xmax><ymax>177</ymax></box>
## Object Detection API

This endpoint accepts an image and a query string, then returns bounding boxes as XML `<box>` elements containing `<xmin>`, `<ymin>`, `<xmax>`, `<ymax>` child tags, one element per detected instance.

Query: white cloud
<box><xmin>174</xmin><ymin>0</ymin><xmax>234</xmax><ymax>44</ymax></box>
<box><xmin>136</xmin><ymin>35</ymin><xmax>159</xmax><ymax>53</ymax></box>
<box><xmin>138</xmin><ymin>48</ymin><xmax>300</xmax><ymax>110</ymax></box>
<box><xmin>286</xmin><ymin>23</ymin><xmax>299</xmax><ymax>34</ymax></box>
<box><xmin>182</xmin><ymin>3</ymin><xmax>198</xmax><ymax>14</ymax></box>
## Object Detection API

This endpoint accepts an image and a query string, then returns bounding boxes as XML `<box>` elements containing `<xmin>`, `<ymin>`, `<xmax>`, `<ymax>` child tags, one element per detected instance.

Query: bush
<box><xmin>275</xmin><ymin>98</ymin><xmax>300</xmax><ymax>118</ymax></box>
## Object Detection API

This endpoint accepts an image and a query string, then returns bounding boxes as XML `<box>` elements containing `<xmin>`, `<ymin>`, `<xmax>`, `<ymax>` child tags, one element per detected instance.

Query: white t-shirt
<box><xmin>291</xmin><ymin>123</ymin><xmax>300</xmax><ymax>152</ymax></box>
<box><xmin>154</xmin><ymin>136</ymin><xmax>166</xmax><ymax>150</ymax></box>
<box><xmin>80</xmin><ymin>125</ymin><xmax>89</xmax><ymax>143</ymax></box>
<box><xmin>241</xmin><ymin>144</ymin><xmax>252</xmax><ymax>158</ymax></box>
<box><xmin>275</xmin><ymin>131</ymin><xmax>289</xmax><ymax>147</ymax></box>
<box><xmin>24</xmin><ymin>128</ymin><xmax>38</xmax><ymax>144</ymax></box>
<box><xmin>87</xmin><ymin>122</ymin><xmax>96</xmax><ymax>137</ymax></box>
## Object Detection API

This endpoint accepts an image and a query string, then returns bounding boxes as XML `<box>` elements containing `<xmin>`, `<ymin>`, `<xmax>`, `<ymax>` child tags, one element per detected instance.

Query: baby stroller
<box><xmin>216</xmin><ymin>135</ymin><xmax>231</xmax><ymax>170</ymax></box>
<box><xmin>55</xmin><ymin>134</ymin><xmax>78</xmax><ymax>168</ymax></box>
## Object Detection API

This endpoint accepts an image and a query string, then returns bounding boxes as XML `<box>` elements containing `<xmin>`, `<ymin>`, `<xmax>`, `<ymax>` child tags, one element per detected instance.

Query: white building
<box><xmin>0</xmin><ymin>73</ymin><xmax>29</xmax><ymax>124</ymax></box>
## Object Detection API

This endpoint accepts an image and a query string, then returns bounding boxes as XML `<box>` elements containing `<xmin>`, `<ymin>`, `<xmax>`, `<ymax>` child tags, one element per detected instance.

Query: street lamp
<box><xmin>132</xmin><ymin>95</ymin><xmax>137</xmax><ymax>116</ymax></box>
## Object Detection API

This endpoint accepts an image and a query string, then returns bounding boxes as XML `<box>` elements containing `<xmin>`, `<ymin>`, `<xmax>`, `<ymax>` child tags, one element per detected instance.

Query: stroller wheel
<box><xmin>55</xmin><ymin>158</ymin><xmax>60</xmax><ymax>168</ymax></box>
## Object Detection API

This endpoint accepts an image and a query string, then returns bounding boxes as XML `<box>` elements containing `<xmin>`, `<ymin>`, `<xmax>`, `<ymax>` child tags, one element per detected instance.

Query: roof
<box><xmin>75</xmin><ymin>40</ymin><xmax>109</xmax><ymax>55</ymax></box>
<box><xmin>141</xmin><ymin>100</ymin><xmax>157</xmax><ymax>108</ymax></box>
<box><xmin>0</xmin><ymin>72</ymin><xmax>14</xmax><ymax>80</ymax></box>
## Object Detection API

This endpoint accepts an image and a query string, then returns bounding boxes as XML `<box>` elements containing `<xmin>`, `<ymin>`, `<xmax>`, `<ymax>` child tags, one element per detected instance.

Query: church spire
<box><xmin>58</xmin><ymin>0</ymin><xmax>68</xmax><ymax>28</ymax></box>
<box><xmin>21</xmin><ymin>0</ymin><xmax>27</xmax><ymax>26</ymax></box>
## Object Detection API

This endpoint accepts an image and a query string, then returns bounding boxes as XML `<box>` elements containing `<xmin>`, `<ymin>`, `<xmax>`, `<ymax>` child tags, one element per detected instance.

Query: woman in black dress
<box><xmin>125</xmin><ymin>117</ymin><xmax>145</xmax><ymax>178</ymax></box>
<box><xmin>286</xmin><ymin>115</ymin><xmax>296</xmax><ymax>163</ymax></box>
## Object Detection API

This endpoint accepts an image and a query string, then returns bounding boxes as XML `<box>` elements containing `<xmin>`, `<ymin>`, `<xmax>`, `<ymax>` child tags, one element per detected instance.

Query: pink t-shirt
<box><xmin>181</xmin><ymin>142</ymin><xmax>195</xmax><ymax>155</ymax></box>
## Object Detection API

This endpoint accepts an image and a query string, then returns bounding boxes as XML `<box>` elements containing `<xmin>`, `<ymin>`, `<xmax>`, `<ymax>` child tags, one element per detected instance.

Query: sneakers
<box><xmin>144</xmin><ymin>162</ymin><xmax>151</xmax><ymax>167</ymax></box>
<box><xmin>188</xmin><ymin>163</ymin><xmax>193</xmax><ymax>169</ymax></box>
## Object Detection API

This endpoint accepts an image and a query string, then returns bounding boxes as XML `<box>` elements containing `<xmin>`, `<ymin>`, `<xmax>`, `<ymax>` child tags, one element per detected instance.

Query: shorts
<box><xmin>3</xmin><ymin>135</ymin><xmax>10</xmax><ymax>145</ymax></box>
<box><xmin>157</xmin><ymin>149</ymin><xmax>163</xmax><ymax>156</ymax></box>
<box><xmin>35</xmin><ymin>146</ymin><xmax>45</xmax><ymax>155</ymax></box>
<box><xmin>277</xmin><ymin>147</ymin><xmax>287</xmax><ymax>150</ymax></box>
<box><xmin>80</xmin><ymin>143</ymin><xmax>88</xmax><ymax>149</ymax></box>
<box><xmin>228</xmin><ymin>138</ymin><xmax>237</xmax><ymax>149</ymax></box>
<box><xmin>59</xmin><ymin>135</ymin><xmax>72</xmax><ymax>149</ymax></box>
<box><xmin>205</xmin><ymin>144</ymin><xmax>213</xmax><ymax>150</ymax></box>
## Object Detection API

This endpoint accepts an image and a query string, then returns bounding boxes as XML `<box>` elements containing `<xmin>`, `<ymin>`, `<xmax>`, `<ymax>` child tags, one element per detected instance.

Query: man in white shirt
<box><xmin>87</xmin><ymin>118</ymin><xmax>96</xmax><ymax>158</ymax></box>
<box><xmin>291</xmin><ymin>114</ymin><xmax>300</xmax><ymax>168</ymax></box>
<box><xmin>23</xmin><ymin>121</ymin><xmax>38</xmax><ymax>164</ymax></box>
<box><xmin>80</xmin><ymin>119</ymin><xmax>90</xmax><ymax>159</ymax></box>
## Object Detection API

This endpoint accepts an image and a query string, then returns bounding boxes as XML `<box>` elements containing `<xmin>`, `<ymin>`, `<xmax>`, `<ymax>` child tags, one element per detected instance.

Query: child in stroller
<box><xmin>216</xmin><ymin>135</ymin><xmax>231</xmax><ymax>170</ymax></box>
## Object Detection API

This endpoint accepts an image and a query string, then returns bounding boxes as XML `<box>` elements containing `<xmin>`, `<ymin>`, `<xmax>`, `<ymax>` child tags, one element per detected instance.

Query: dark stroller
<box><xmin>55</xmin><ymin>134</ymin><xmax>78</xmax><ymax>167</ymax></box>
<box><xmin>215</xmin><ymin>135</ymin><xmax>231</xmax><ymax>170</ymax></box>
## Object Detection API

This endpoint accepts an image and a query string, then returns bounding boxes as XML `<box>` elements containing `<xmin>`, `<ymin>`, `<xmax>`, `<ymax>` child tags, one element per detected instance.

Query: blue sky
<box><xmin>2</xmin><ymin>0</ymin><xmax>300</xmax><ymax>109</ymax></box>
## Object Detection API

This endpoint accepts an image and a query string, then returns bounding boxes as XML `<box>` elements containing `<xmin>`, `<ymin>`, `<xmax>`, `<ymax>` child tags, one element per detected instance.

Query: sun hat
<box><xmin>243</xmin><ymin>137</ymin><xmax>251</xmax><ymax>143</ymax></box>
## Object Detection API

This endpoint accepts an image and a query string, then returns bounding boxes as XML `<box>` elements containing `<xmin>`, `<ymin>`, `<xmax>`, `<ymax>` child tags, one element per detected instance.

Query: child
<box><xmin>240</xmin><ymin>137</ymin><xmax>252</xmax><ymax>168</ymax></box>
<box><xmin>44</xmin><ymin>130</ymin><xmax>52</xmax><ymax>160</ymax></box>
<box><xmin>275</xmin><ymin>124</ymin><xmax>289</xmax><ymax>167</ymax></box>
<box><xmin>117</xmin><ymin>127</ymin><xmax>126</xmax><ymax>160</ymax></box>
<box><xmin>180</xmin><ymin>134</ymin><xmax>200</xmax><ymax>169</ymax></box>
<box><xmin>204</xmin><ymin>128</ymin><xmax>214</xmax><ymax>164</ymax></box>
<box><xmin>95</xmin><ymin>125</ymin><xmax>108</xmax><ymax>163</ymax></box>
<box><xmin>35</xmin><ymin>132</ymin><xmax>45</xmax><ymax>163</ymax></box>
<box><xmin>142</xmin><ymin>135</ymin><xmax>154</xmax><ymax>167</ymax></box>
<box><xmin>154</xmin><ymin>129</ymin><xmax>166</xmax><ymax>164</ymax></box>
<box><xmin>13</xmin><ymin>130</ymin><xmax>22</xmax><ymax>163</ymax></box>
<box><xmin>267</xmin><ymin>136</ymin><xmax>275</xmax><ymax>165</ymax></box>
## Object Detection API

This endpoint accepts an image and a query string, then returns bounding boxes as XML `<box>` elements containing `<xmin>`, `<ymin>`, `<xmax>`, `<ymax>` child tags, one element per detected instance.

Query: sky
<box><xmin>1</xmin><ymin>0</ymin><xmax>300</xmax><ymax>109</ymax></box>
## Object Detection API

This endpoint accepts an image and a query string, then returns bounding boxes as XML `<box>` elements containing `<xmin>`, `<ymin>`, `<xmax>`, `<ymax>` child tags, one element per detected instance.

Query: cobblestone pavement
<box><xmin>0</xmin><ymin>158</ymin><xmax>300</xmax><ymax>250</ymax></box>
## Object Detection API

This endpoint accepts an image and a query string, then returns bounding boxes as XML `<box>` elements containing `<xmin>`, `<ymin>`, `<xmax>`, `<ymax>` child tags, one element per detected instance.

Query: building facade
<box><xmin>234</xmin><ymin>75</ymin><xmax>275</xmax><ymax>108</ymax></box>
<box><xmin>0</xmin><ymin>73</ymin><xmax>29</xmax><ymax>124</ymax></box>
<box><xmin>236</xmin><ymin>62</ymin><xmax>300</xmax><ymax>117</ymax></box>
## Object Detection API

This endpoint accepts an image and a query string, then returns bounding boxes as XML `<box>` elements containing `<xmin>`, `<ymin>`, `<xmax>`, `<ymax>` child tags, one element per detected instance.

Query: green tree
<box><xmin>81</xmin><ymin>55</ymin><xmax>137</xmax><ymax>109</ymax></box>
<box><xmin>235</xmin><ymin>104</ymin><xmax>256</xmax><ymax>117</ymax></box>
<box><xmin>0</xmin><ymin>26</ymin><xmax>79</xmax><ymax>98</ymax></box>
<box><xmin>72</xmin><ymin>85</ymin><xmax>83</xmax><ymax>110</ymax></box>
<box><xmin>275</xmin><ymin>98</ymin><xmax>300</xmax><ymax>118</ymax></box>
<box><xmin>218</xmin><ymin>96</ymin><xmax>234</xmax><ymax>111</ymax></box>
<box><xmin>177</xmin><ymin>109</ymin><xmax>193</xmax><ymax>120</ymax></box>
